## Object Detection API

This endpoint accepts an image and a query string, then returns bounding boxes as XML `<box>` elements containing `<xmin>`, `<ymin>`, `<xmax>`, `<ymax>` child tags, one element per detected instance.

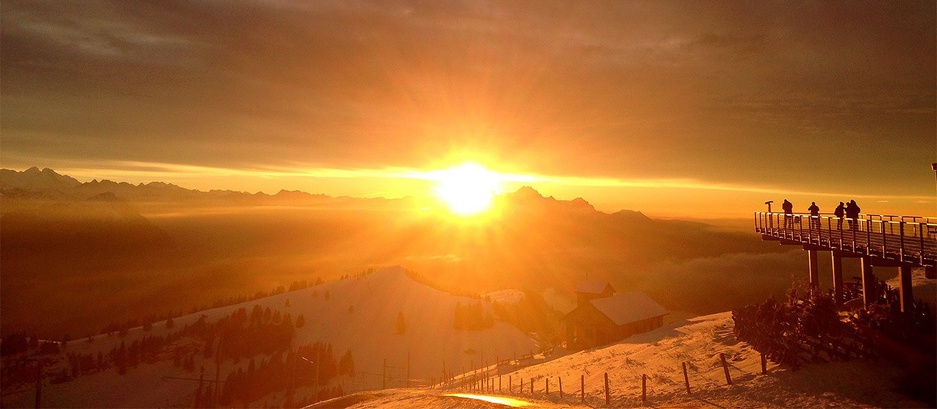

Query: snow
<box><xmin>485</xmin><ymin>290</ymin><xmax>525</xmax><ymax>305</ymax></box>
<box><xmin>5</xmin><ymin>268</ymin><xmax>933</xmax><ymax>408</ymax></box>
<box><xmin>587</xmin><ymin>291</ymin><xmax>668</xmax><ymax>326</ymax></box>
<box><xmin>1</xmin><ymin>267</ymin><xmax>537</xmax><ymax>407</ymax></box>
<box><xmin>319</xmin><ymin>312</ymin><xmax>930</xmax><ymax>408</ymax></box>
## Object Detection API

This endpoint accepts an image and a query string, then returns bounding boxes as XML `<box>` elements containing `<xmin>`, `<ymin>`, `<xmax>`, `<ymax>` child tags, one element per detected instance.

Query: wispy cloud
<box><xmin>41</xmin><ymin>160</ymin><xmax>936</xmax><ymax>204</ymax></box>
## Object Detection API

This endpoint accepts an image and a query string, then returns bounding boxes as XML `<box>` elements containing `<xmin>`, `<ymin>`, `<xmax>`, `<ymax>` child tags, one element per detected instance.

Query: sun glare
<box><xmin>431</xmin><ymin>163</ymin><xmax>502</xmax><ymax>216</ymax></box>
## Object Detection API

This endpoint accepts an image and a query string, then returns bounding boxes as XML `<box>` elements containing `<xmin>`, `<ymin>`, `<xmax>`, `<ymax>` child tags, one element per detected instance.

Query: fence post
<box><xmin>546</xmin><ymin>378</ymin><xmax>549</xmax><ymax>394</ymax></box>
<box><xmin>530</xmin><ymin>378</ymin><xmax>533</xmax><ymax>395</ymax></box>
<box><xmin>604</xmin><ymin>372</ymin><xmax>610</xmax><ymax>405</ymax></box>
<box><xmin>720</xmin><ymin>353</ymin><xmax>732</xmax><ymax>385</ymax></box>
<box><xmin>559</xmin><ymin>376</ymin><xmax>563</xmax><ymax>398</ymax></box>
<box><xmin>581</xmin><ymin>374</ymin><xmax>585</xmax><ymax>403</ymax></box>
<box><xmin>641</xmin><ymin>373</ymin><xmax>646</xmax><ymax>404</ymax></box>
<box><xmin>509</xmin><ymin>375</ymin><xmax>512</xmax><ymax>393</ymax></box>
<box><xmin>34</xmin><ymin>360</ymin><xmax>42</xmax><ymax>409</ymax></box>
<box><xmin>520</xmin><ymin>377</ymin><xmax>523</xmax><ymax>394</ymax></box>
<box><xmin>760</xmin><ymin>353</ymin><xmax>767</xmax><ymax>375</ymax></box>
<box><xmin>682</xmin><ymin>362</ymin><xmax>691</xmax><ymax>394</ymax></box>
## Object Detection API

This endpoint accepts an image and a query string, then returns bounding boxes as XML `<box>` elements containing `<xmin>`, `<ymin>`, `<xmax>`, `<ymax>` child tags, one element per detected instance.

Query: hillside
<box><xmin>314</xmin><ymin>312</ymin><xmax>931</xmax><ymax>408</ymax></box>
<box><xmin>0</xmin><ymin>267</ymin><xmax>537</xmax><ymax>407</ymax></box>
<box><xmin>1</xmin><ymin>167</ymin><xmax>795</xmax><ymax>339</ymax></box>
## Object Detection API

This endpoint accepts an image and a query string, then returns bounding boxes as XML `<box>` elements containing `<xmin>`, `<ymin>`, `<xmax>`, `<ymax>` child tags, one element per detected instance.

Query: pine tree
<box><xmin>296</xmin><ymin>314</ymin><xmax>305</xmax><ymax>328</ymax></box>
<box><xmin>339</xmin><ymin>350</ymin><xmax>356</xmax><ymax>377</ymax></box>
<box><xmin>396</xmin><ymin>312</ymin><xmax>406</xmax><ymax>335</ymax></box>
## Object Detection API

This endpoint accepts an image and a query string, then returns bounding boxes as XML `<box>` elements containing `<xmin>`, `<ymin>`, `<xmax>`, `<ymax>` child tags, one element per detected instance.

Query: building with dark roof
<box><xmin>563</xmin><ymin>282</ymin><xmax>667</xmax><ymax>349</ymax></box>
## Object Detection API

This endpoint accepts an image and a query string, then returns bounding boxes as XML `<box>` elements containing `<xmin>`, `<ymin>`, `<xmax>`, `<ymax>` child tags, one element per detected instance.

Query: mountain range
<box><xmin>0</xmin><ymin>167</ymin><xmax>796</xmax><ymax>340</ymax></box>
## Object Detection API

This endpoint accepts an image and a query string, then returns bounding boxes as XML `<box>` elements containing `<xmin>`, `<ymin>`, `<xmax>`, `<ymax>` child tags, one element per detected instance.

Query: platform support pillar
<box><xmin>831</xmin><ymin>252</ymin><xmax>843</xmax><ymax>305</ymax></box>
<box><xmin>861</xmin><ymin>257</ymin><xmax>876</xmax><ymax>308</ymax></box>
<box><xmin>899</xmin><ymin>266</ymin><xmax>914</xmax><ymax>313</ymax></box>
<box><xmin>808</xmin><ymin>249</ymin><xmax>819</xmax><ymax>288</ymax></box>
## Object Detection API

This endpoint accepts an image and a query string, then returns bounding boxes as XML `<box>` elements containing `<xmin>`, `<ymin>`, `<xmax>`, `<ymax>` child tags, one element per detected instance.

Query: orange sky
<box><xmin>1</xmin><ymin>1</ymin><xmax>935</xmax><ymax>218</ymax></box>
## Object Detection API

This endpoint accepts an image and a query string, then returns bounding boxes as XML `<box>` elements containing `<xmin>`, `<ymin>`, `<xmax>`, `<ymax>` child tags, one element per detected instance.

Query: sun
<box><xmin>431</xmin><ymin>163</ymin><xmax>502</xmax><ymax>216</ymax></box>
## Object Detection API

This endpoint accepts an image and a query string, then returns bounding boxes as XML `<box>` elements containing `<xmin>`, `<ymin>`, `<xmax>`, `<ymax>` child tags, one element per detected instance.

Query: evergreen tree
<box><xmin>339</xmin><ymin>350</ymin><xmax>356</xmax><ymax>377</ymax></box>
<box><xmin>396</xmin><ymin>312</ymin><xmax>406</xmax><ymax>334</ymax></box>
<box><xmin>115</xmin><ymin>341</ymin><xmax>127</xmax><ymax>375</ymax></box>
<box><xmin>296</xmin><ymin>314</ymin><xmax>305</xmax><ymax>328</ymax></box>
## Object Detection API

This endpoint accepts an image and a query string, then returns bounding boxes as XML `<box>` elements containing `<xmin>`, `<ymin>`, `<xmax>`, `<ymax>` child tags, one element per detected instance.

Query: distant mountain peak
<box><xmin>513</xmin><ymin>185</ymin><xmax>543</xmax><ymax>199</ymax></box>
<box><xmin>613</xmin><ymin>209</ymin><xmax>652</xmax><ymax>221</ymax></box>
<box><xmin>0</xmin><ymin>167</ymin><xmax>82</xmax><ymax>192</ymax></box>
<box><xmin>503</xmin><ymin>186</ymin><xmax>596</xmax><ymax>212</ymax></box>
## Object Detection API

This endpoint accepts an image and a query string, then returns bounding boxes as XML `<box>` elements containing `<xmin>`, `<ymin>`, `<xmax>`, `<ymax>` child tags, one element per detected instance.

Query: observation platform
<box><xmin>754</xmin><ymin>211</ymin><xmax>936</xmax><ymax>312</ymax></box>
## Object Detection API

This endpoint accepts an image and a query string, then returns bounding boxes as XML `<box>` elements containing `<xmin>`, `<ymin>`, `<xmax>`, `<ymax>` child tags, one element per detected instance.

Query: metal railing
<box><xmin>754</xmin><ymin>211</ymin><xmax>937</xmax><ymax>268</ymax></box>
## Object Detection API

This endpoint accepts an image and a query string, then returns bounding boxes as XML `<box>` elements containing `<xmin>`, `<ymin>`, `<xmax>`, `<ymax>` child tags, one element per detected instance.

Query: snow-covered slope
<box><xmin>1</xmin><ymin>267</ymin><xmax>537</xmax><ymax>407</ymax></box>
<box><xmin>322</xmin><ymin>312</ymin><xmax>930</xmax><ymax>408</ymax></box>
<box><xmin>502</xmin><ymin>312</ymin><xmax>927</xmax><ymax>408</ymax></box>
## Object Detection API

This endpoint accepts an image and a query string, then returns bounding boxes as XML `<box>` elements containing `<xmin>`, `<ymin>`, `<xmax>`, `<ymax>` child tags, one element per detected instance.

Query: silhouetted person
<box><xmin>782</xmin><ymin>199</ymin><xmax>793</xmax><ymax>229</ymax></box>
<box><xmin>807</xmin><ymin>202</ymin><xmax>820</xmax><ymax>230</ymax></box>
<box><xmin>844</xmin><ymin>201</ymin><xmax>854</xmax><ymax>230</ymax></box>
<box><xmin>834</xmin><ymin>202</ymin><xmax>845</xmax><ymax>229</ymax></box>
<box><xmin>847</xmin><ymin>200</ymin><xmax>861</xmax><ymax>230</ymax></box>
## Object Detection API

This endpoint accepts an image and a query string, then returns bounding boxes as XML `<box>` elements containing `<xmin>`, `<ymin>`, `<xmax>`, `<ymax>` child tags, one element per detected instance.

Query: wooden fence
<box><xmin>435</xmin><ymin>349</ymin><xmax>783</xmax><ymax>407</ymax></box>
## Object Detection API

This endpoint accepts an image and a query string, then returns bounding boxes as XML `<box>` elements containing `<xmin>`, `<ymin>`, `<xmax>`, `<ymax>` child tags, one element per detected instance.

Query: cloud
<box><xmin>1</xmin><ymin>0</ymin><xmax>933</xmax><ymax>202</ymax></box>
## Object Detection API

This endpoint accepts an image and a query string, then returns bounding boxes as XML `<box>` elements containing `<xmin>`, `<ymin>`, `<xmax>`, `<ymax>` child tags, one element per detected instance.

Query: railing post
<box><xmin>839</xmin><ymin>217</ymin><xmax>845</xmax><ymax>249</ymax></box>
<box><xmin>882</xmin><ymin>221</ymin><xmax>888</xmax><ymax>256</ymax></box>
<box><xmin>920</xmin><ymin>223</ymin><xmax>926</xmax><ymax>264</ymax></box>
<box><xmin>866</xmin><ymin>219</ymin><xmax>872</xmax><ymax>255</ymax></box>
<box><xmin>899</xmin><ymin>222</ymin><xmax>905</xmax><ymax>263</ymax></box>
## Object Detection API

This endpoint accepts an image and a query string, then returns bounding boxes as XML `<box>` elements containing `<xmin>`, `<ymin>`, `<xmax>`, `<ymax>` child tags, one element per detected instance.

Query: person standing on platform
<box><xmin>807</xmin><ymin>202</ymin><xmax>820</xmax><ymax>230</ymax></box>
<box><xmin>848</xmin><ymin>200</ymin><xmax>861</xmax><ymax>230</ymax></box>
<box><xmin>834</xmin><ymin>201</ymin><xmax>845</xmax><ymax>230</ymax></box>
<box><xmin>782</xmin><ymin>199</ymin><xmax>793</xmax><ymax>229</ymax></box>
<box><xmin>845</xmin><ymin>200</ymin><xmax>858</xmax><ymax>230</ymax></box>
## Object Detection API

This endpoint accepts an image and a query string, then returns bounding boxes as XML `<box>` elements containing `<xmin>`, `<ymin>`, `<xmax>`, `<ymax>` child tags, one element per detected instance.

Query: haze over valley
<box><xmin>1</xmin><ymin>167</ymin><xmax>796</xmax><ymax>340</ymax></box>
